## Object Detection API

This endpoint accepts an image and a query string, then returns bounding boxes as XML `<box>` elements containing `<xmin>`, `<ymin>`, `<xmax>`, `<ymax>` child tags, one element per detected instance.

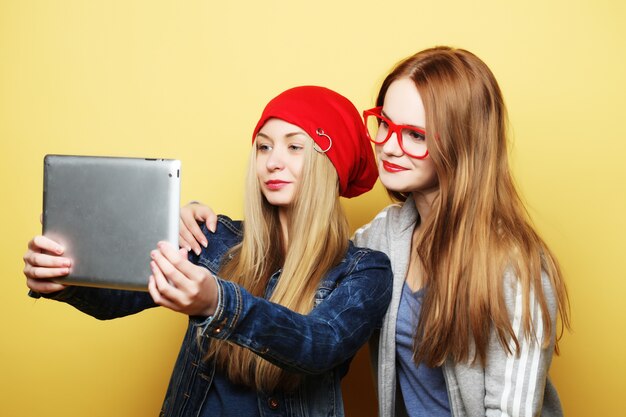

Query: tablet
<box><xmin>43</xmin><ymin>155</ymin><xmax>181</xmax><ymax>291</ymax></box>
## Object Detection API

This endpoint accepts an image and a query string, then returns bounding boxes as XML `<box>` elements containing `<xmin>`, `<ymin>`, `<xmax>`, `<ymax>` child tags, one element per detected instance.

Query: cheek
<box><xmin>375</xmin><ymin>145</ymin><xmax>384</xmax><ymax>160</ymax></box>
<box><xmin>255</xmin><ymin>155</ymin><xmax>265</xmax><ymax>176</ymax></box>
<box><xmin>418</xmin><ymin>159</ymin><xmax>439</xmax><ymax>185</ymax></box>
<box><xmin>374</xmin><ymin>146</ymin><xmax>389</xmax><ymax>172</ymax></box>
<box><xmin>291</xmin><ymin>159</ymin><xmax>305</xmax><ymax>180</ymax></box>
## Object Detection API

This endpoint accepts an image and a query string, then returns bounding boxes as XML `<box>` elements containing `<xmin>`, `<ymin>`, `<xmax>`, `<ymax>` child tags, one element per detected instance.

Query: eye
<box><xmin>256</xmin><ymin>143</ymin><xmax>272</xmax><ymax>152</ymax></box>
<box><xmin>379</xmin><ymin>119</ymin><xmax>389</xmax><ymax>129</ymax></box>
<box><xmin>407</xmin><ymin>129</ymin><xmax>426</xmax><ymax>142</ymax></box>
<box><xmin>288</xmin><ymin>144</ymin><xmax>304</xmax><ymax>151</ymax></box>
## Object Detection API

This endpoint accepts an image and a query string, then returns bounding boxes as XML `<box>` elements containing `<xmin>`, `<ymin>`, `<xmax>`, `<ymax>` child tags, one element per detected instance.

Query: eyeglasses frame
<box><xmin>362</xmin><ymin>106</ymin><xmax>429</xmax><ymax>160</ymax></box>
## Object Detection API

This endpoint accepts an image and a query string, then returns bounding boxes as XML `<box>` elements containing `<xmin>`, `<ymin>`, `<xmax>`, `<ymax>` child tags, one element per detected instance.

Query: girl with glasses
<box><xmin>22</xmin><ymin>86</ymin><xmax>393</xmax><ymax>417</ymax></box>
<box><xmin>356</xmin><ymin>47</ymin><xmax>570</xmax><ymax>417</ymax></box>
<box><xmin>180</xmin><ymin>47</ymin><xmax>570</xmax><ymax>417</ymax></box>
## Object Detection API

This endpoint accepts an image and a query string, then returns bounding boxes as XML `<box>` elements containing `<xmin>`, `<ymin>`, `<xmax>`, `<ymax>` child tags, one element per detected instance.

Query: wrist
<box><xmin>202</xmin><ymin>272</ymin><xmax>219</xmax><ymax>317</ymax></box>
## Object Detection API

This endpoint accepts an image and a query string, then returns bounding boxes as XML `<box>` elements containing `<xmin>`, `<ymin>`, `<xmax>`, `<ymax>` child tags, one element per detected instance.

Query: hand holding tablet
<box><xmin>39</xmin><ymin>155</ymin><xmax>181</xmax><ymax>291</ymax></box>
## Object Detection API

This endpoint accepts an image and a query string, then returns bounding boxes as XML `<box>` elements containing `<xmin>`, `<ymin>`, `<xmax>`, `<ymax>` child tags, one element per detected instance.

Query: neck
<box><xmin>278</xmin><ymin>207</ymin><xmax>290</xmax><ymax>252</ymax></box>
<box><xmin>406</xmin><ymin>189</ymin><xmax>438</xmax><ymax>290</ymax></box>
<box><xmin>411</xmin><ymin>188</ymin><xmax>438</xmax><ymax>223</ymax></box>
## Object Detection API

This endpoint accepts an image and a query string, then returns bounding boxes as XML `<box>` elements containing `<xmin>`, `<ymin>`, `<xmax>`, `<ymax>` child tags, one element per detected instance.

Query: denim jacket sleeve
<box><xmin>25</xmin><ymin>216</ymin><xmax>240</xmax><ymax>319</ymax></box>
<box><xmin>29</xmin><ymin>286</ymin><xmax>157</xmax><ymax>320</ymax></box>
<box><xmin>191</xmin><ymin>248</ymin><xmax>393</xmax><ymax>375</ymax></box>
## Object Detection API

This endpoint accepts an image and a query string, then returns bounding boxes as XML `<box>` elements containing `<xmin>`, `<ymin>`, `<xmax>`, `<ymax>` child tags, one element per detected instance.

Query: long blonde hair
<box><xmin>206</xmin><ymin>137</ymin><xmax>349</xmax><ymax>392</ymax></box>
<box><xmin>377</xmin><ymin>47</ymin><xmax>570</xmax><ymax>366</ymax></box>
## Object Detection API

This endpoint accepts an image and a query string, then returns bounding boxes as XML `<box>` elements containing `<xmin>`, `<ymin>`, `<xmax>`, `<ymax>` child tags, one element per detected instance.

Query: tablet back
<box><xmin>43</xmin><ymin>155</ymin><xmax>180</xmax><ymax>291</ymax></box>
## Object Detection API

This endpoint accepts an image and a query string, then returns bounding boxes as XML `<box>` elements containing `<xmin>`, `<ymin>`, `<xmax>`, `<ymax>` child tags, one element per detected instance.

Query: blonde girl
<box><xmin>23</xmin><ymin>86</ymin><xmax>393</xmax><ymax>417</ymax></box>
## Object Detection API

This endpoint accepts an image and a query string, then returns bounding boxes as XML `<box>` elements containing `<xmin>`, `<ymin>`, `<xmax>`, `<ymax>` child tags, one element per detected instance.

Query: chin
<box><xmin>263</xmin><ymin>196</ymin><xmax>292</xmax><ymax>207</ymax></box>
<box><xmin>378</xmin><ymin>176</ymin><xmax>412</xmax><ymax>193</ymax></box>
<box><xmin>267</xmin><ymin>201</ymin><xmax>290</xmax><ymax>207</ymax></box>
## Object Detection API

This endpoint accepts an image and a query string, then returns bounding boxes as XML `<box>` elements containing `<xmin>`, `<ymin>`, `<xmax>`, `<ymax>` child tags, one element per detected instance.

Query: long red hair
<box><xmin>378</xmin><ymin>46</ymin><xmax>570</xmax><ymax>366</ymax></box>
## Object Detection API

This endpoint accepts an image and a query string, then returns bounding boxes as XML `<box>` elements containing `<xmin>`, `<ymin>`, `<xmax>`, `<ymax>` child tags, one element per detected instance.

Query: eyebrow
<box><xmin>256</xmin><ymin>131</ymin><xmax>308</xmax><ymax>140</ymax></box>
<box><xmin>381</xmin><ymin>109</ymin><xmax>425</xmax><ymax>130</ymax></box>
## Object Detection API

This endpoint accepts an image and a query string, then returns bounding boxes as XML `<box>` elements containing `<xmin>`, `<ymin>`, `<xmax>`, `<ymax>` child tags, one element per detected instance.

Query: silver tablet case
<box><xmin>43</xmin><ymin>155</ymin><xmax>180</xmax><ymax>291</ymax></box>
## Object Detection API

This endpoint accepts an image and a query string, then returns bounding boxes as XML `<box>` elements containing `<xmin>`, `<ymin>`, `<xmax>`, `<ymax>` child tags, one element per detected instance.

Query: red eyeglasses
<box><xmin>363</xmin><ymin>106</ymin><xmax>429</xmax><ymax>159</ymax></box>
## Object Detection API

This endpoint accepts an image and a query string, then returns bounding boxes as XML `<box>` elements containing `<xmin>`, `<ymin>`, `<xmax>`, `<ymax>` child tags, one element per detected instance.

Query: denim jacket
<box><xmin>32</xmin><ymin>215</ymin><xmax>392</xmax><ymax>417</ymax></box>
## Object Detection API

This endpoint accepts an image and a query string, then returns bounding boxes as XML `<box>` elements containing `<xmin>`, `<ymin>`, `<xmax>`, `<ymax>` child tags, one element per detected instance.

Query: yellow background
<box><xmin>1</xmin><ymin>1</ymin><xmax>624</xmax><ymax>416</ymax></box>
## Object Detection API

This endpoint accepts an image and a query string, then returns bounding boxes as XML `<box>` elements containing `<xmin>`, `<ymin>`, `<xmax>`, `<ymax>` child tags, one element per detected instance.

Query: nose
<box><xmin>380</xmin><ymin>131</ymin><xmax>403</xmax><ymax>156</ymax></box>
<box><xmin>266</xmin><ymin>148</ymin><xmax>285</xmax><ymax>171</ymax></box>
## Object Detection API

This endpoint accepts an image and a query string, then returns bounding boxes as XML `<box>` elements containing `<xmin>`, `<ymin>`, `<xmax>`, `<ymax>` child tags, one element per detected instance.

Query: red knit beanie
<box><xmin>252</xmin><ymin>86</ymin><xmax>378</xmax><ymax>198</ymax></box>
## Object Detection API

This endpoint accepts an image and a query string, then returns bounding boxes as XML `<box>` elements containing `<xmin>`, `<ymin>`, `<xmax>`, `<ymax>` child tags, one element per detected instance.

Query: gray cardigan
<box><xmin>353</xmin><ymin>196</ymin><xmax>563</xmax><ymax>417</ymax></box>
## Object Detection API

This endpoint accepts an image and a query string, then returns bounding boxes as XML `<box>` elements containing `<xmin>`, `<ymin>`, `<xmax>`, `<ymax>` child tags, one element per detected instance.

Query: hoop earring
<box><xmin>314</xmin><ymin>128</ymin><xmax>332</xmax><ymax>153</ymax></box>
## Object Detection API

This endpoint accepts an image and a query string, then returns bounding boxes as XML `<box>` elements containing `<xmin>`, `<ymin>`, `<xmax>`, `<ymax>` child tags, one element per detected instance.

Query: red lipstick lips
<box><xmin>265</xmin><ymin>180</ymin><xmax>290</xmax><ymax>190</ymax></box>
<box><xmin>382</xmin><ymin>160</ymin><xmax>408</xmax><ymax>173</ymax></box>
